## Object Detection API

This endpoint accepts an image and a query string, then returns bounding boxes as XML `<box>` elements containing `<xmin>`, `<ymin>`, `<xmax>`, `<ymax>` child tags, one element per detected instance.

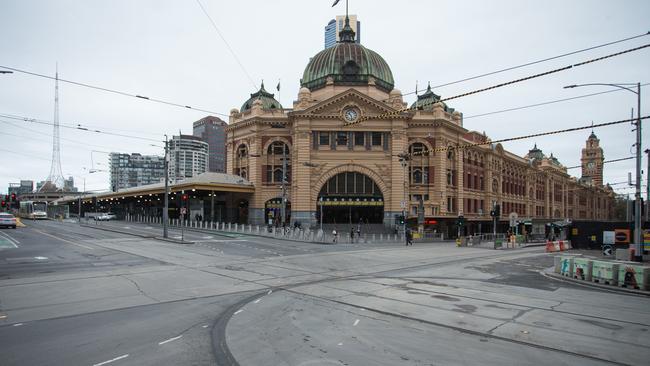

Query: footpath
<box><xmin>543</xmin><ymin>248</ymin><xmax>650</xmax><ymax>296</ymax></box>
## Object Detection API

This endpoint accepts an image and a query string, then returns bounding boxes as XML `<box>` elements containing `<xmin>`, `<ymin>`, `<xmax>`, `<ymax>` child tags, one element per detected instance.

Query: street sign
<box><xmin>508</xmin><ymin>212</ymin><xmax>518</xmax><ymax>227</ymax></box>
<box><xmin>180</xmin><ymin>207</ymin><xmax>187</xmax><ymax>215</ymax></box>
<box><xmin>602</xmin><ymin>245</ymin><xmax>613</xmax><ymax>256</ymax></box>
<box><xmin>400</xmin><ymin>200</ymin><xmax>406</xmax><ymax>209</ymax></box>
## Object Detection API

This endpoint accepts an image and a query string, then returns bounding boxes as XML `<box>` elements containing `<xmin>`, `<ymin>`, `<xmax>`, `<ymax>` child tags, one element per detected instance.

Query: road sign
<box><xmin>400</xmin><ymin>201</ymin><xmax>406</xmax><ymax>209</ymax></box>
<box><xmin>602</xmin><ymin>245</ymin><xmax>613</xmax><ymax>256</ymax></box>
<box><xmin>180</xmin><ymin>207</ymin><xmax>187</xmax><ymax>215</ymax></box>
<box><xmin>508</xmin><ymin>212</ymin><xmax>518</xmax><ymax>227</ymax></box>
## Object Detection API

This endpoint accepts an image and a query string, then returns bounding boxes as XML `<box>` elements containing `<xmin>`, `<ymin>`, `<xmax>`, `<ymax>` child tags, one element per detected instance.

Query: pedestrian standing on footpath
<box><xmin>350</xmin><ymin>227</ymin><xmax>355</xmax><ymax>243</ymax></box>
<box><xmin>332</xmin><ymin>229</ymin><xmax>338</xmax><ymax>243</ymax></box>
<box><xmin>405</xmin><ymin>228</ymin><xmax>413</xmax><ymax>246</ymax></box>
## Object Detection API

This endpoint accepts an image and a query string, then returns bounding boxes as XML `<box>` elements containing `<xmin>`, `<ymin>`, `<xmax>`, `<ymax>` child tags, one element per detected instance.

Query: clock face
<box><xmin>587</xmin><ymin>162</ymin><xmax>595</xmax><ymax>169</ymax></box>
<box><xmin>343</xmin><ymin>107</ymin><xmax>359</xmax><ymax>123</ymax></box>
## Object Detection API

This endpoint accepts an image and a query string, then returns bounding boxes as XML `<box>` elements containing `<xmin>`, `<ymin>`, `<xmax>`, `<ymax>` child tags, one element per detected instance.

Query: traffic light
<box><xmin>10</xmin><ymin>193</ymin><xmax>16</xmax><ymax>201</ymax></box>
<box><xmin>181</xmin><ymin>194</ymin><xmax>189</xmax><ymax>201</ymax></box>
<box><xmin>1</xmin><ymin>200</ymin><xmax>5</xmax><ymax>208</ymax></box>
<box><xmin>493</xmin><ymin>204</ymin><xmax>501</xmax><ymax>217</ymax></box>
<box><xmin>396</xmin><ymin>215</ymin><xmax>405</xmax><ymax>225</ymax></box>
<box><xmin>456</xmin><ymin>215</ymin><xmax>465</xmax><ymax>227</ymax></box>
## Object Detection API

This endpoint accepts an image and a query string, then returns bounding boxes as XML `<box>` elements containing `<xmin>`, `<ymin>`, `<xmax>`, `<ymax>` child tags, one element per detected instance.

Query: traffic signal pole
<box><xmin>163</xmin><ymin>135</ymin><xmax>169</xmax><ymax>239</ymax></box>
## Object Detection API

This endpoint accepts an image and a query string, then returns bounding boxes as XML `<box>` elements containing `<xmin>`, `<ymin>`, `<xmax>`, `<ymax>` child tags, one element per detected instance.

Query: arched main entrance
<box><xmin>316</xmin><ymin>172</ymin><xmax>384</xmax><ymax>224</ymax></box>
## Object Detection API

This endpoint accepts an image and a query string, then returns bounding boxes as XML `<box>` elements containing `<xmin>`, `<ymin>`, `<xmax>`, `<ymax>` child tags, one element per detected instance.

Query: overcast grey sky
<box><xmin>1</xmin><ymin>0</ymin><xmax>648</xmax><ymax>195</ymax></box>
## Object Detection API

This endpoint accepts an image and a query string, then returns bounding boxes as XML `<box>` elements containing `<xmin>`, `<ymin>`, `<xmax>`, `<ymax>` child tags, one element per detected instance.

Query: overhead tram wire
<box><xmin>0</xmin><ymin>113</ymin><xmax>164</xmax><ymax>144</ymax></box>
<box><xmin>0</xmin><ymin>65</ymin><xmax>230</xmax><ymax>118</ymax></box>
<box><xmin>356</xmin><ymin>43</ymin><xmax>650</xmax><ymax>125</ymax></box>
<box><xmin>401</xmin><ymin>116</ymin><xmax>649</xmax><ymax>157</ymax></box>
<box><xmin>464</xmin><ymin>83</ymin><xmax>649</xmax><ymax>120</ymax></box>
<box><xmin>565</xmin><ymin>156</ymin><xmax>635</xmax><ymax>170</ymax></box>
<box><xmin>387</xmin><ymin>31</ymin><xmax>650</xmax><ymax>101</ymax></box>
<box><xmin>0</xmin><ymin>118</ymin><xmax>154</xmax><ymax>151</ymax></box>
<box><xmin>195</xmin><ymin>0</ymin><xmax>258</xmax><ymax>91</ymax></box>
<box><xmin>0</xmin><ymin>111</ymin><xmax>163</xmax><ymax>138</ymax></box>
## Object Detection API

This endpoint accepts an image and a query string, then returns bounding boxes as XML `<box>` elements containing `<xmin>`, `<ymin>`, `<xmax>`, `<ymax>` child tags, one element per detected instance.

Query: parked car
<box><xmin>94</xmin><ymin>213</ymin><xmax>116</xmax><ymax>221</ymax></box>
<box><xmin>0</xmin><ymin>213</ymin><xmax>17</xmax><ymax>229</ymax></box>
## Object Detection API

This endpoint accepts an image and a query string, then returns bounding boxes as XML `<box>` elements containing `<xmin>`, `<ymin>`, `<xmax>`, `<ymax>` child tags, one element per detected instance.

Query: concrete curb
<box><xmin>80</xmin><ymin>224</ymin><xmax>194</xmax><ymax>244</ymax></box>
<box><xmin>541</xmin><ymin>268</ymin><xmax>650</xmax><ymax>296</ymax></box>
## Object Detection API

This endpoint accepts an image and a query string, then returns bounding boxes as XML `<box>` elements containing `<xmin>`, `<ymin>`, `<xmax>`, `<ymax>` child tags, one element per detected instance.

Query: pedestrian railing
<box><xmin>123</xmin><ymin>214</ymin><xmax>419</xmax><ymax>244</ymax></box>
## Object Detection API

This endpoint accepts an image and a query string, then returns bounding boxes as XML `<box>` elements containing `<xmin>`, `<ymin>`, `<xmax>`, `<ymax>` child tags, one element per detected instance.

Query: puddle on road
<box><xmin>453</xmin><ymin>304</ymin><xmax>477</xmax><ymax>313</ymax></box>
<box><xmin>431</xmin><ymin>294</ymin><xmax>460</xmax><ymax>302</ymax></box>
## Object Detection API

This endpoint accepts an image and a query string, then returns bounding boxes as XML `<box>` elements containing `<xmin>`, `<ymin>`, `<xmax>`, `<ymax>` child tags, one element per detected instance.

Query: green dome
<box><xmin>241</xmin><ymin>82</ymin><xmax>282</xmax><ymax>112</ymax></box>
<box><xmin>301</xmin><ymin>43</ymin><xmax>394</xmax><ymax>92</ymax></box>
<box><xmin>410</xmin><ymin>84</ymin><xmax>454</xmax><ymax>113</ymax></box>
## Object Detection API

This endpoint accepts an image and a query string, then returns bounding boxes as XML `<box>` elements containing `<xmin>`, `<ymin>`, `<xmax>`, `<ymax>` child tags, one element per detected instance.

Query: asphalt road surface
<box><xmin>1</xmin><ymin>220</ymin><xmax>648</xmax><ymax>365</ymax></box>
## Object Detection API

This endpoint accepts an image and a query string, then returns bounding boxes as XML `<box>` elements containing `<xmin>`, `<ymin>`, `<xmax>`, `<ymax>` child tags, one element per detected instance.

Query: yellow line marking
<box><xmin>33</xmin><ymin>229</ymin><xmax>94</xmax><ymax>250</ymax></box>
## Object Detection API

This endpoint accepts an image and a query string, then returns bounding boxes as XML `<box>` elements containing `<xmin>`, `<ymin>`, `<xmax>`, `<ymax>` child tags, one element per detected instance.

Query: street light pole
<box><xmin>564</xmin><ymin>82</ymin><xmax>642</xmax><ymax>261</ymax></box>
<box><xmin>645</xmin><ymin>148</ymin><xmax>650</xmax><ymax>223</ymax></box>
<box><xmin>163</xmin><ymin>135</ymin><xmax>169</xmax><ymax>239</ymax></box>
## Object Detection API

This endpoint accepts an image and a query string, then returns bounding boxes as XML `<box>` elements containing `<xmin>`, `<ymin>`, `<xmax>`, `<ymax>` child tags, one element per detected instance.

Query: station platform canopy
<box><xmin>53</xmin><ymin>172</ymin><xmax>254</xmax><ymax>204</ymax></box>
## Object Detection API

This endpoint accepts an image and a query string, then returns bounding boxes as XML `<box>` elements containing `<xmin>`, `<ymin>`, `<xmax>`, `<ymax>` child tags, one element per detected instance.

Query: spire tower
<box><xmin>40</xmin><ymin>65</ymin><xmax>66</xmax><ymax>192</ymax></box>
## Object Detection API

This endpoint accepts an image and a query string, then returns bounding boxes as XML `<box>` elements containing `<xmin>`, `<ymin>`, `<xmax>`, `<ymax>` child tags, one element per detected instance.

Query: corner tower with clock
<box><xmin>581</xmin><ymin>131</ymin><xmax>604</xmax><ymax>186</ymax></box>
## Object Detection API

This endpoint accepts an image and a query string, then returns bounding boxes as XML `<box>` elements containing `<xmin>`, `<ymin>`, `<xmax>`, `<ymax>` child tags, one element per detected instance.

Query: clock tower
<box><xmin>581</xmin><ymin>132</ymin><xmax>604</xmax><ymax>186</ymax></box>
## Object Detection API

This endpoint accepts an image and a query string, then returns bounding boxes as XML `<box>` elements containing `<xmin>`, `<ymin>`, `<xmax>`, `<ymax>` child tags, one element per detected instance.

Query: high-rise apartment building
<box><xmin>324</xmin><ymin>15</ymin><xmax>361</xmax><ymax>49</ymax></box>
<box><xmin>109</xmin><ymin>153</ymin><xmax>165</xmax><ymax>191</ymax></box>
<box><xmin>193</xmin><ymin>116</ymin><xmax>228</xmax><ymax>173</ymax></box>
<box><xmin>169</xmin><ymin>135</ymin><xmax>209</xmax><ymax>182</ymax></box>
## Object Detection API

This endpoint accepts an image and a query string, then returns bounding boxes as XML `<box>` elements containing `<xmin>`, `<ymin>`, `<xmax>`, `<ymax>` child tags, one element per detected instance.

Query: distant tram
<box><xmin>19</xmin><ymin>201</ymin><xmax>48</xmax><ymax>220</ymax></box>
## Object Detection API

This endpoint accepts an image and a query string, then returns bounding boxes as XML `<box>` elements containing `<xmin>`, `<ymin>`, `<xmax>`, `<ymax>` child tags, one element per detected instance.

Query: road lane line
<box><xmin>234</xmin><ymin>309</ymin><xmax>243</xmax><ymax>315</ymax></box>
<box><xmin>158</xmin><ymin>335</ymin><xmax>183</xmax><ymax>345</ymax></box>
<box><xmin>0</xmin><ymin>231</ymin><xmax>20</xmax><ymax>243</ymax></box>
<box><xmin>202</xmin><ymin>325</ymin><xmax>209</xmax><ymax>328</ymax></box>
<box><xmin>353</xmin><ymin>319</ymin><xmax>359</xmax><ymax>326</ymax></box>
<box><xmin>13</xmin><ymin>323</ymin><xmax>23</xmax><ymax>327</ymax></box>
<box><xmin>92</xmin><ymin>354</ymin><xmax>129</xmax><ymax>366</ymax></box>
<box><xmin>267</xmin><ymin>290</ymin><xmax>272</xmax><ymax>295</ymax></box>
<box><xmin>254</xmin><ymin>298</ymin><xmax>261</xmax><ymax>304</ymax></box>
<box><xmin>0</xmin><ymin>231</ymin><xmax>19</xmax><ymax>247</ymax></box>
<box><xmin>33</xmin><ymin>229</ymin><xmax>94</xmax><ymax>250</ymax></box>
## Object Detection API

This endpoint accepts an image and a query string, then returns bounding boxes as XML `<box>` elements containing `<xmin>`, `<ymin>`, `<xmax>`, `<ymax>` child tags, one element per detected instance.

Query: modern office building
<box><xmin>109</xmin><ymin>153</ymin><xmax>165</xmax><ymax>191</ymax></box>
<box><xmin>7</xmin><ymin>180</ymin><xmax>34</xmax><ymax>197</ymax></box>
<box><xmin>225</xmin><ymin>15</ymin><xmax>615</xmax><ymax>235</ymax></box>
<box><xmin>193</xmin><ymin>116</ymin><xmax>228</xmax><ymax>173</ymax></box>
<box><xmin>169</xmin><ymin>135</ymin><xmax>209</xmax><ymax>183</ymax></box>
<box><xmin>324</xmin><ymin>14</ymin><xmax>360</xmax><ymax>48</ymax></box>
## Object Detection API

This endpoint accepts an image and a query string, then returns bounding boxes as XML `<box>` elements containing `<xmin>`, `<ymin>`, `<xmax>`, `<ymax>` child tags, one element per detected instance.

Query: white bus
<box><xmin>19</xmin><ymin>201</ymin><xmax>48</xmax><ymax>220</ymax></box>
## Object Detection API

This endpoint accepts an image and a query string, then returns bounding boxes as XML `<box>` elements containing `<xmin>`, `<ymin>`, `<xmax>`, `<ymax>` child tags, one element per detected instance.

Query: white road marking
<box><xmin>34</xmin><ymin>256</ymin><xmax>48</xmax><ymax>260</ymax></box>
<box><xmin>0</xmin><ymin>231</ymin><xmax>19</xmax><ymax>247</ymax></box>
<box><xmin>254</xmin><ymin>299</ymin><xmax>261</xmax><ymax>304</ymax></box>
<box><xmin>92</xmin><ymin>354</ymin><xmax>129</xmax><ymax>366</ymax></box>
<box><xmin>33</xmin><ymin>229</ymin><xmax>94</xmax><ymax>250</ymax></box>
<box><xmin>158</xmin><ymin>335</ymin><xmax>183</xmax><ymax>345</ymax></box>
<box><xmin>123</xmin><ymin>226</ymin><xmax>131</xmax><ymax>229</ymax></box>
<box><xmin>337</xmin><ymin>342</ymin><xmax>343</xmax><ymax>346</ymax></box>
<box><xmin>202</xmin><ymin>325</ymin><xmax>209</xmax><ymax>328</ymax></box>
<box><xmin>13</xmin><ymin>323</ymin><xmax>23</xmax><ymax>327</ymax></box>
<box><xmin>234</xmin><ymin>309</ymin><xmax>243</xmax><ymax>315</ymax></box>
<box><xmin>353</xmin><ymin>319</ymin><xmax>359</xmax><ymax>326</ymax></box>
<box><xmin>0</xmin><ymin>314</ymin><xmax>7</xmax><ymax>319</ymax></box>
<box><xmin>267</xmin><ymin>290</ymin><xmax>273</xmax><ymax>295</ymax></box>
<box><xmin>202</xmin><ymin>236</ymin><xmax>213</xmax><ymax>239</ymax></box>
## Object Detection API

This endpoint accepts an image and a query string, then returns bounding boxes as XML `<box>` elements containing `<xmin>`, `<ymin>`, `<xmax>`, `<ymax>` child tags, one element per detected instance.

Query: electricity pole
<box><xmin>163</xmin><ymin>135</ymin><xmax>169</xmax><ymax>238</ymax></box>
